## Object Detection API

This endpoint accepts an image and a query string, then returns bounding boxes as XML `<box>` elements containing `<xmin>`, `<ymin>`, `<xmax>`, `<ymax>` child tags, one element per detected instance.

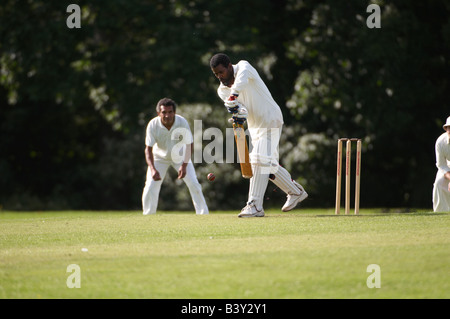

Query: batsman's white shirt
<box><xmin>145</xmin><ymin>114</ymin><xmax>193</xmax><ymax>163</ymax></box>
<box><xmin>217</xmin><ymin>60</ymin><xmax>284</xmax><ymax>167</ymax></box>
<box><xmin>433</xmin><ymin>132</ymin><xmax>450</xmax><ymax>212</ymax></box>
<box><xmin>217</xmin><ymin>60</ymin><xmax>284</xmax><ymax>131</ymax></box>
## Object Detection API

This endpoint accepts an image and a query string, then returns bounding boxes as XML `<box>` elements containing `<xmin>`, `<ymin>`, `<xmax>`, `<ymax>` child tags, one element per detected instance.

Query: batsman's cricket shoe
<box><xmin>238</xmin><ymin>200</ymin><xmax>265</xmax><ymax>218</ymax></box>
<box><xmin>281</xmin><ymin>181</ymin><xmax>308</xmax><ymax>212</ymax></box>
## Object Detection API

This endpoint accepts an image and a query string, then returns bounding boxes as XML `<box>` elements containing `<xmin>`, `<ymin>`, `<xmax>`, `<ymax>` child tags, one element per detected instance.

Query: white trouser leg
<box><xmin>433</xmin><ymin>172</ymin><xmax>450</xmax><ymax>212</ymax></box>
<box><xmin>248</xmin><ymin>164</ymin><xmax>270</xmax><ymax>211</ymax></box>
<box><xmin>247</xmin><ymin>126</ymin><xmax>305</xmax><ymax>211</ymax></box>
<box><xmin>142</xmin><ymin>161</ymin><xmax>170</xmax><ymax>215</ymax></box>
<box><xmin>247</xmin><ymin>128</ymin><xmax>280</xmax><ymax>211</ymax></box>
<box><xmin>173</xmin><ymin>161</ymin><xmax>209</xmax><ymax>215</ymax></box>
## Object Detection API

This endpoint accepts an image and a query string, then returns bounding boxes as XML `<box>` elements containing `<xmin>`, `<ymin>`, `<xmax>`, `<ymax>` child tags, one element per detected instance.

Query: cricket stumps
<box><xmin>335</xmin><ymin>138</ymin><xmax>362</xmax><ymax>215</ymax></box>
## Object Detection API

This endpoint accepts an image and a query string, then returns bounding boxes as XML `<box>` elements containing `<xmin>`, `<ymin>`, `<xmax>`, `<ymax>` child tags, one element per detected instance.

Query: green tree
<box><xmin>285</xmin><ymin>0</ymin><xmax>450</xmax><ymax>207</ymax></box>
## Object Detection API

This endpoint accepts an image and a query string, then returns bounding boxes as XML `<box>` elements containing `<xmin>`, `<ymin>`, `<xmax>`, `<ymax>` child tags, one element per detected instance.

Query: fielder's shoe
<box><xmin>238</xmin><ymin>200</ymin><xmax>265</xmax><ymax>218</ymax></box>
<box><xmin>281</xmin><ymin>181</ymin><xmax>308</xmax><ymax>212</ymax></box>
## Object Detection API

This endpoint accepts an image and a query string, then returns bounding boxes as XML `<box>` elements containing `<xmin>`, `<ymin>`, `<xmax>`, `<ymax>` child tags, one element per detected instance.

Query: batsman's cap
<box><xmin>444</xmin><ymin>116</ymin><xmax>450</xmax><ymax>130</ymax></box>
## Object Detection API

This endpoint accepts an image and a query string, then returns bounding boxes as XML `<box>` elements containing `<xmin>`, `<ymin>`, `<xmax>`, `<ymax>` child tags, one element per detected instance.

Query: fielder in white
<box><xmin>432</xmin><ymin>116</ymin><xmax>450</xmax><ymax>212</ymax></box>
<box><xmin>142</xmin><ymin>98</ymin><xmax>209</xmax><ymax>215</ymax></box>
<box><xmin>210</xmin><ymin>53</ymin><xmax>308</xmax><ymax>217</ymax></box>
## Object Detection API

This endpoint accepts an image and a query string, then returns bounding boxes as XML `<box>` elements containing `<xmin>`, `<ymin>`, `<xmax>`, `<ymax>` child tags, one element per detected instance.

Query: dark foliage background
<box><xmin>1</xmin><ymin>1</ymin><xmax>448</xmax><ymax>211</ymax></box>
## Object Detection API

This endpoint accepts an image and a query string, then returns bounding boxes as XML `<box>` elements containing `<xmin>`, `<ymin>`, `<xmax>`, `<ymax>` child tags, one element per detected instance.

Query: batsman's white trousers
<box><xmin>247</xmin><ymin>127</ymin><xmax>303</xmax><ymax>209</ymax></box>
<box><xmin>433</xmin><ymin>171</ymin><xmax>450</xmax><ymax>212</ymax></box>
<box><xmin>248</xmin><ymin>127</ymin><xmax>281</xmax><ymax>173</ymax></box>
<box><xmin>142</xmin><ymin>160</ymin><xmax>209</xmax><ymax>215</ymax></box>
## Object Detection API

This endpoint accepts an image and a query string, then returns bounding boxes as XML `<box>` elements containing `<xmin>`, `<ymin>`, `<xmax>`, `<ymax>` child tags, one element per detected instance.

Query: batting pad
<box><xmin>270</xmin><ymin>165</ymin><xmax>301</xmax><ymax>195</ymax></box>
<box><xmin>248</xmin><ymin>164</ymin><xmax>270</xmax><ymax>210</ymax></box>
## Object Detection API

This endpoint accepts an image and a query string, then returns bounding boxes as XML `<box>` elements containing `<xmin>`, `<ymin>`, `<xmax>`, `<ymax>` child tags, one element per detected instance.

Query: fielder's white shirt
<box><xmin>217</xmin><ymin>60</ymin><xmax>284</xmax><ymax>131</ymax></box>
<box><xmin>435</xmin><ymin>132</ymin><xmax>450</xmax><ymax>173</ymax></box>
<box><xmin>145</xmin><ymin>114</ymin><xmax>193</xmax><ymax>162</ymax></box>
<box><xmin>433</xmin><ymin>132</ymin><xmax>450</xmax><ymax>212</ymax></box>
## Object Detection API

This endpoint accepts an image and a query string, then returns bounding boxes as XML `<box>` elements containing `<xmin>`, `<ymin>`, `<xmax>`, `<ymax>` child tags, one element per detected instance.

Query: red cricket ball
<box><xmin>207</xmin><ymin>173</ymin><xmax>215</xmax><ymax>181</ymax></box>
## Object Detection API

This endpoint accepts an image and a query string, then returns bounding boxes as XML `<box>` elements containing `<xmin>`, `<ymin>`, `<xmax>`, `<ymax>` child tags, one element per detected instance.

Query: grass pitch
<box><xmin>0</xmin><ymin>209</ymin><xmax>449</xmax><ymax>299</ymax></box>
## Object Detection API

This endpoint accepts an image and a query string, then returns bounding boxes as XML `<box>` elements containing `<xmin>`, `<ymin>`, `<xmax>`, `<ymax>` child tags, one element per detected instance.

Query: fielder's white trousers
<box><xmin>433</xmin><ymin>171</ymin><xmax>450</xmax><ymax>212</ymax></box>
<box><xmin>142</xmin><ymin>160</ymin><xmax>209</xmax><ymax>215</ymax></box>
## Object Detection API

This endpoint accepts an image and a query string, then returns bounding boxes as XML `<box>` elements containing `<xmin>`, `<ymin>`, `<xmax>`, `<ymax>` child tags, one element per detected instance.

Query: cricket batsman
<box><xmin>210</xmin><ymin>53</ymin><xmax>308</xmax><ymax>217</ymax></box>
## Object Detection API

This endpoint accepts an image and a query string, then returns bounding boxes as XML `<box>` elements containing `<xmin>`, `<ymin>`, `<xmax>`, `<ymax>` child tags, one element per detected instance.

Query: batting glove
<box><xmin>225</xmin><ymin>94</ymin><xmax>240</xmax><ymax>114</ymax></box>
<box><xmin>228</xmin><ymin>107</ymin><xmax>248</xmax><ymax>125</ymax></box>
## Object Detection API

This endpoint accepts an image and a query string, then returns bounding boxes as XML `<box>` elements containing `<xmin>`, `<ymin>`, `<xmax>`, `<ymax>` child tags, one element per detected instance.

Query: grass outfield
<box><xmin>0</xmin><ymin>209</ymin><xmax>449</xmax><ymax>299</ymax></box>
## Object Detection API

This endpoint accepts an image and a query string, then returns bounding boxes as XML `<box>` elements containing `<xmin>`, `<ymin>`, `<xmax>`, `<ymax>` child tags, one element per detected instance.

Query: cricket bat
<box><xmin>233</xmin><ymin>123</ymin><xmax>253</xmax><ymax>179</ymax></box>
